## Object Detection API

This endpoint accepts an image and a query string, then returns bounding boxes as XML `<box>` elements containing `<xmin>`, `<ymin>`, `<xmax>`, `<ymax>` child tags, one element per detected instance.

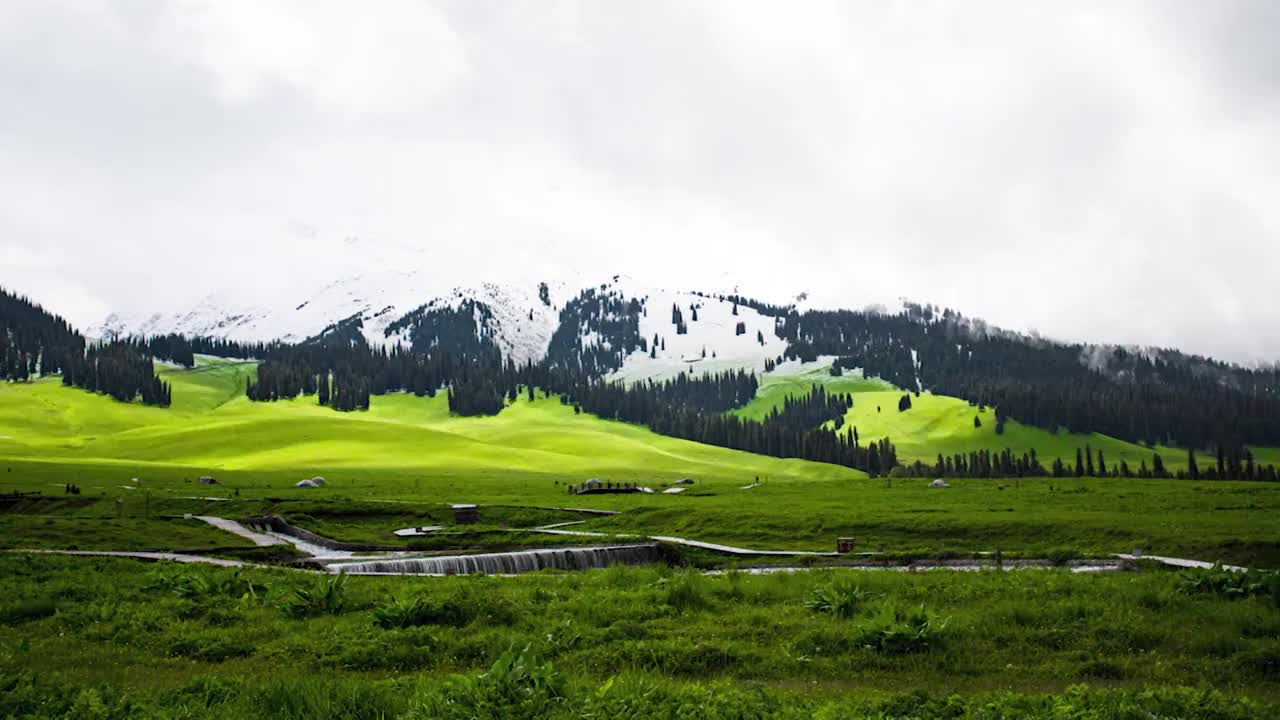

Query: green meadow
<box><xmin>3</xmin><ymin>358</ymin><xmax>1280</xmax><ymax>717</ymax></box>
<box><xmin>1</xmin><ymin>358</ymin><xmax>1278</xmax><ymax>565</ymax></box>
<box><xmin>1</xmin><ymin>555</ymin><xmax>1278</xmax><ymax>718</ymax></box>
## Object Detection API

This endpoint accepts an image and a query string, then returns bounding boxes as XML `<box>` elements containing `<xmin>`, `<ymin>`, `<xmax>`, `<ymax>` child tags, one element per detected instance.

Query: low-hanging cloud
<box><xmin>0</xmin><ymin>1</ymin><xmax>1277</xmax><ymax>363</ymax></box>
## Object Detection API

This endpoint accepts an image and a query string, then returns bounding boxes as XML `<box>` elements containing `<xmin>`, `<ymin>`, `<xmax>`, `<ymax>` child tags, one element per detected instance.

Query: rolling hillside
<box><xmin>733</xmin><ymin>358</ymin><xmax>1280</xmax><ymax>472</ymax></box>
<box><xmin>4</xmin><ymin>356</ymin><xmax>1279</xmax><ymax>566</ymax></box>
<box><xmin>0</xmin><ymin>357</ymin><xmax>862</xmax><ymax>489</ymax></box>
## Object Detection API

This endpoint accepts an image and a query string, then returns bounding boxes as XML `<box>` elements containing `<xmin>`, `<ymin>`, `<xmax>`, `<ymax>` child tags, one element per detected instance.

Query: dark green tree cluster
<box><xmin>138</xmin><ymin>334</ymin><xmax>196</xmax><ymax>367</ymax></box>
<box><xmin>544</xmin><ymin>288</ymin><xmax>646</xmax><ymax>376</ymax></box>
<box><xmin>387</xmin><ymin>299</ymin><xmax>500</xmax><ymax>357</ymax></box>
<box><xmin>1193</xmin><ymin>445</ymin><xmax>1280</xmax><ymax>481</ymax></box>
<box><xmin>247</xmin><ymin>308</ymin><xmax>509</xmax><ymax>415</ymax></box>
<box><xmin>761</xmin><ymin>384</ymin><xmax>852</xmax><ymax>432</ymax></box>
<box><xmin>0</xmin><ymin>287</ymin><xmax>83</xmax><ymax>380</ymax></box>
<box><xmin>698</xmin><ymin>291</ymin><xmax>792</xmax><ymax>318</ymax></box>
<box><xmin>62</xmin><ymin>343</ymin><xmax>171</xmax><ymax>406</ymax></box>
<box><xmin>328</xmin><ymin>371</ymin><xmax>371</xmax><ymax>411</ymax></box>
<box><xmin>777</xmin><ymin>303</ymin><xmax>1280</xmax><ymax>449</ymax></box>
<box><xmin>671</xmin><ymin>304</ymin><xmax>688</xmax><ymax>335</ymax></box>
<box><xmin>1042</xmin><ymin>445</ymin><xmax>1279</xmax><ymax>481</ymax></box>
<box><xmin>447</xmin><ymin>367</ymin><xmax>505</xmax><ymax>415</ymax></box>
<box><xmin>546</xmin><ymin>373</ymin><xmax>895</xmax><ymax>474</ymax></box>
<box><xmin>905</xmin><ymin>448</ymin><xmax>1046</xmax><ymax>479</ymax></box>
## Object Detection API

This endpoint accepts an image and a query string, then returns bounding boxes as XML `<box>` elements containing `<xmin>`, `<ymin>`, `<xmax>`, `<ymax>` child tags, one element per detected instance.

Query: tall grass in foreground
<box><xmin>2</xmin><ymin>555</ymin><xmax>1279</xmax><ymax>718</ymax></box>
<box><xmin>2</xmin><ymin>665</ymin><xmax>1272</xmax><ymax>719</ymax></box>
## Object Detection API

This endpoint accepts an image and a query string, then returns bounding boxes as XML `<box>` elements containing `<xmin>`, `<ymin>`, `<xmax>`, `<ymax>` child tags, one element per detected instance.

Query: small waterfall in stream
<box><xmin>326</xmin><ymin>544</ymin><xmax>664</xmax><ymax>576</ymax></box>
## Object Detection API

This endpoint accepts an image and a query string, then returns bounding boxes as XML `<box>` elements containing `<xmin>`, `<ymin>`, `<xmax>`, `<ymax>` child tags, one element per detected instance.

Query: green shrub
<box><xmin>403</xmin><ymin>645</ymin><xmax>564</xmax><ymax>720</ymax></box>
<box><xmin>1179</xmin><ymin>565</ymin><xmax>1275</xmax><ymax>601</ymax></box>
<box><xmin>0</xmin><ymin>596</ymin><xmax>55</xmax><ymax>625</ymax></box>
<box><xmin>806</xmin><ymin>580</ymin><xmax>870</xmax><ymax>619</ymax></box>
<box><xmin>147</xmin><ymin>568</ymin><xmax>266</xmax><ymax>600</ymax></box>
<box><xmin>856</xmin><ymin>605</ymin><xmax>947</xmax><ymax>655</ymax></box>
<box><xmin>374</xmin><ymin>595</ymin><xmax>472</xmax><ymax>629</ymax></box>
<box><xmin>280</xmin><ymin>574</ymin><xmax>349</xmax><ymax>618</ymax></box>
<box><xmin>659</xmin><ymin>572</ymin><xmax>710</xmax><ymax>612</ymax></box>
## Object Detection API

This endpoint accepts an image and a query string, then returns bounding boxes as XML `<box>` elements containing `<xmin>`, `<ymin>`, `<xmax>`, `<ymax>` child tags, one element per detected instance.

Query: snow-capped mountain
<box><xmin>96</xmin><ymin>270</ymin><xmax>805</xmax><ymax>379</ymax></box>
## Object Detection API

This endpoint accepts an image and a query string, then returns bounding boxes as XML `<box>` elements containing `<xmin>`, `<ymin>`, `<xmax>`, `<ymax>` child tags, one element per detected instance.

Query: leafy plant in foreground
<box><xmin>373</xmin><ymin>594</ymin><xmax>474</xmax><ymax>629</ymax></box>
<box><xmin>1179</xmin><ymin>564</ymin><xmax>1277</xmax><ymax>604</ymax></box>
<box><xmin>806</xmin><ymin>580</ymin><xmax>871</xmax><ymax>619</ymax></box>
<box><xmin>656</xmin><ymin>571</ymin><xmax>710</xmax><ymax>612</ymax></box>
<box><xmin>857</xmin><ymin>605</ymin><xmax>948</xmax><ymax>655</ymax></box>
<box><xmin>403</xmin><ymin>645</ymin><xmax>564</xmax><ymax>720</ymax></box>
<box><xmin>145</xmin><ymin>568</ymin><xmax>267</xmax><ymax>600</ymax></box>
<box><xmin>281</xmin><ymin>574</ymin><xmax>349</xmax><ymax>618</ymax></box>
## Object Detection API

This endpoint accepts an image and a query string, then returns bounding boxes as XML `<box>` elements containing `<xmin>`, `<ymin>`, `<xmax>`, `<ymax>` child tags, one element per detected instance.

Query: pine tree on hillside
<box><xmin>1153</xmin><ymin>452</ymin><xmax>1168</xmax><ymax>478</ymax></box>
<box><xmin>1187</xmin><ymin>447</ymin><xmax>1199</xmax><ymax>479</ymax></box>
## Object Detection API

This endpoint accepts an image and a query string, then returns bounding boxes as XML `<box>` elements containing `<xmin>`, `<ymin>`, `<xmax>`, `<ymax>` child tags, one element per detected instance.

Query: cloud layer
<box><xmin>1</xmin><ymin>1</ymin><xmax>1277</xmax><ymax>361</ymax></box>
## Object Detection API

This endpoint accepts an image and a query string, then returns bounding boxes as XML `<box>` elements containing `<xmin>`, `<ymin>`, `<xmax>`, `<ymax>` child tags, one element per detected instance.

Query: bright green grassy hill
<box><xmin>732</xmin><ymin>364</ymin><xmax>894</xmax><ymax>422</ymax></box>
<box><xmin>0</xmin><ymin>357</ymin><xmax>861</xmax><ymax>485</ymax></box>
<box><xmin>732</xmin><ymin>361</ymin><xmax>1279</xmax><ymax>472</ymax></box>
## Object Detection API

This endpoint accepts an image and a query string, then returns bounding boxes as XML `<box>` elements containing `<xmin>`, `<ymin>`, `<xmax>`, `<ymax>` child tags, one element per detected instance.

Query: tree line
<box><xmin>777</xmin><ymin>302</ymin><xmax>1280</xmax><ymax>452</ymax></box>
<box><xmin>61</xmin><ymin>343</ymin><xmax>171</xmax><ymax>406</ymax></box>
<box><xmin>0</xmin><ymin>287</ymin><xmax>83</xmax><ymax>381</ymax></box>
<box><xmin>539</xmin><ymin>369</ymin><xmax>897</xmax><ymax>474</ymax></box>
<box><xmin>762</xmin><ymin>384</ymin><xmax>854</xmax><ymax>432</ymax></box>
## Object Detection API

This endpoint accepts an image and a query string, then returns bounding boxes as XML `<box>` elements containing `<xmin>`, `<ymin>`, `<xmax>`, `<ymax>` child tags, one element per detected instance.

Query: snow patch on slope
<box><xmin>404</xmin><ymin>281</ymin><xmax>567</xmax><ymax>366</ymax></box>
<box><xmin>99</xmin><ymin>294</ymin><xmax>271</xmax><ymax>341</ymax></box>
<box><xmin>606</xmin><ymin>280</ymin><xmax>789</xmax><ymax>382</ymax></box>
<box><xmin>98</xmin><ymin>270</ymin><xmax>572</xmax><ymax>368</ymax></box>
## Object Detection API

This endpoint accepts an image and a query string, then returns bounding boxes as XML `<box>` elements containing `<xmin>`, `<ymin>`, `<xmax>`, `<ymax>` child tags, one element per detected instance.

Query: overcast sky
<box><xmin>2</xmin><ymin>1</ymin><xmax>1277</xmax><ymax>362</ymax></box>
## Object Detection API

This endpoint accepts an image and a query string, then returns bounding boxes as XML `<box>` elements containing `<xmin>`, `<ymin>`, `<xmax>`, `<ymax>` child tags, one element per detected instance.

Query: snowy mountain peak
<box><xmin>98</xmin><ymin>273</ymin><xmax>800</xmax><ymax>380</ymax></box>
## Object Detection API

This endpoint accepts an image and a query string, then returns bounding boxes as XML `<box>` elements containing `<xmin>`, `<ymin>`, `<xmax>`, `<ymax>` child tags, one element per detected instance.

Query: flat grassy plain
<box><xmin>1</xmin><ymin>555</ymin><xmax>1277</xmax><ymax>718</ymax></box>
<box><xmin>2</xmin><ymin>359</ymin><xmax>1279</xmax><ymax>565</ymax></box>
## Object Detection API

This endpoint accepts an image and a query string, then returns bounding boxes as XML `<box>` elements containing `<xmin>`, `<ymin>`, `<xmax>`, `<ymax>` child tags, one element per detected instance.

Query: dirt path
<box><xmin>649</xmin><ymin>535</ymin><xmax>839</xmax><ymax>557</ymax></box>
<box><xmin>1115</xmin><ymin>554</ymin><xmax>1248</xmax><ymax>572</ymax></box>
<box><xmin>14</xmin><ymin>549</ymin><xmax>245</xmax><ymax>567</ymax></box>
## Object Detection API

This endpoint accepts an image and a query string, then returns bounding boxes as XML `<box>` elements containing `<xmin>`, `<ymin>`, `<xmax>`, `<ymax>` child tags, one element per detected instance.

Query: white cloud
<box><xmin>155</xmin><ymin>0</ymin><xmax>468</xmax><ymax>111</ymax></box>
<box><xmin>0</xmin><ymin>1</ymin><xmax>1277</xmax><ymax>362</ymax></box>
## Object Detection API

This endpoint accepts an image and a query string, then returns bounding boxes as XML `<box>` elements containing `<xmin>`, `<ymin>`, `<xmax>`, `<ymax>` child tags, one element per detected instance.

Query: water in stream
<box><xmin>325</xmin><ymin>544</ymin><xmax>664</xmax><ymax>576</ymax></box>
